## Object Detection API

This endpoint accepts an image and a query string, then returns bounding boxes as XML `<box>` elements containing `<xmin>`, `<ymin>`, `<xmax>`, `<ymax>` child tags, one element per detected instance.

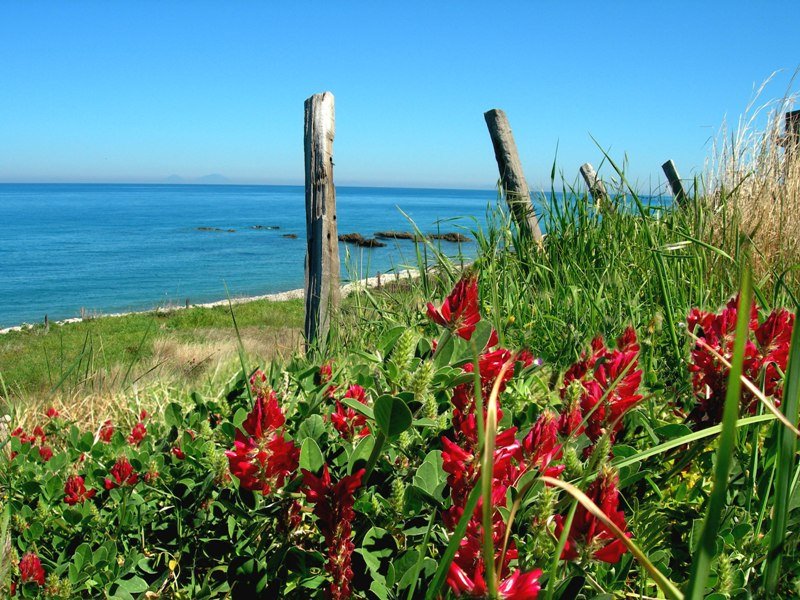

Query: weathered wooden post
<box><xmin>579</xmin><ymin>162</ymin><xmax>609</xmax><ymax>206</ymax></box>
<box><xmin>304</xmin><ymin>92</ymin><xmax>340</xmax><ymax>352</ymax></box>
<box><xmin>661</xmin><ymin>159</ymin><xmax>688</xmax><ymax>206</ymax></box>
<box><xmin>784</xmin><ymin>110</ymin><xmax>800</xmax><ymax>147</ymax></box>
<box><xmin>483</xmin><ymin>109</ymin><xmax>543</xmax><ymax>241</ymax></box>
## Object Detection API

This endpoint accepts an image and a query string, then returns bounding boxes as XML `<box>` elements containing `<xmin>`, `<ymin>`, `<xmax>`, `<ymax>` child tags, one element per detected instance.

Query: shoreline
<box><xmin>0</xmin><ymin>268</ymin><xmax>419</xmax><ymax>335</ymax></box>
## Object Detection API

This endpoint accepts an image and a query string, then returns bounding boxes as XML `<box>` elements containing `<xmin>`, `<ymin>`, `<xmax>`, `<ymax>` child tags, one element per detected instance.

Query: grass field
<box><xmin>0</xmin><ymin>298</ymin><xmax>304</xmax><ymax>404</ymax></box>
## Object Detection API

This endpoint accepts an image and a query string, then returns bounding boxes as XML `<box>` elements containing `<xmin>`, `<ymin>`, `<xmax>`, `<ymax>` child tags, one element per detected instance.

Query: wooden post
<box><xmin>304</xmin><ymin>92</ymin><xmax>340</xmax><ymax>352</ymax></box>
<box><xmin>579</xmin><ymin>162</ymin><xmax>609</xmax><ymax>206</ymax></box>
<box><xmin>785</xmin><ymin>110</ymin><xmax>800</xmax><ymax>145</ymax></box>
<box><xmin>780</xmin><ymin>110</ymin><xmax>800</xmax><ymax>156</ymax></box>
<box><xmin>483</xmin><ymin>109</ymin><xmax>543</xmax><ymax>241</ymax></box>
<box><xmin>661</xmin><ymin>159</ymin><xmax>688</xmax><ymax>206</ymax></box>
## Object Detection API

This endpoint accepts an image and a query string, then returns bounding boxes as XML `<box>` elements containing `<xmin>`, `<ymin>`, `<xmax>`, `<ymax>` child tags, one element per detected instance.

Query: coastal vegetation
<box><xmin>3</xmin><ymin>95</ymin><xmax>800</xmax><ymax>598</ymax></box>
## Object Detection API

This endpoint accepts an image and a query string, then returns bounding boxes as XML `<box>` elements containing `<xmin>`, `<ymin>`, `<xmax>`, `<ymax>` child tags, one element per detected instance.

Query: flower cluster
<box><xmin>330</xmin><ymin>384</ymin><xmax>371</xmax><ymax>440</ymax></box>
<box><xmin>429</xmin><ymin>278</ymin><xmax>641</xmax><ymax>597</ymax></box>
<box><xmin>18</xmin><ymin>552</ymin><xmax>46</xmax><ymax>586</ymax></box>
<box><xmin>64</xmin><ymin>474</ymin><xmax>96</xmax><ymax>505</ymax></box>
<box><xmin>426</xmin><ymin>273</ymin><xmax>481</xmax><ymax>341</ymax></box>
<box><xmin>441</xmin><ymin>349</ymin><xmax>545</xmax><ymax>597</ymax></box>
<box><xmin>10</xmin><ymin>424</ymin><xmax>52</xmax><ymax>462</ymax></box>
<box><xmin>687</xmin><ymin>296</ymin><xmax>794</xmax><ymax>425</ymax></box>
<box><xmin>301</xmin><ymin>465</ymin><xmax>365</xmax><ymax>600</ymax></box>
<box><xmin>99</xmin><ymin>419</ymin><xmax>114</xmax><ymax>442</ymax></box>
<box><xmin>105</xmin><ymin>456</ymin><xmax>139</xmax><ymax>490</ymax></box>
<box><xmin>554</xmin><ymin>468</ymin><xmax>629</xmax><ymax>563</ymax></box>
<box><xmin>319</xmin><ymin>360</ymin><xmax>338</xmax><ymax>399</ymax></box>
<box><xmin>558</xmin><ymin>327</ymin><xmax>643</xmax><ymax>452</ymax></box>
<box><xmin>225</xmin><ymin>371</ymin><xmax>299</xmax><ymax>495</ymax></box>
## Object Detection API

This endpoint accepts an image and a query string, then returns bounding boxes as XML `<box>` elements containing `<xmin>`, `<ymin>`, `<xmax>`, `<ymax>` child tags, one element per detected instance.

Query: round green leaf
<box><xmin>300</xmin><ymin>438</ymin><xmax>325</xmax><ymax>474</ymax></box>
<box><xmin>373</xmin><ymin>395</ymin><xmax>412</xmax><ymax>438</ymax></box>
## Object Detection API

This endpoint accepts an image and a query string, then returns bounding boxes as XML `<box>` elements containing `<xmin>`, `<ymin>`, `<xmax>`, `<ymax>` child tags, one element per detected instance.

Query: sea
<box><xmin>0</xmin><ymin>184</ymin><xmax>501</xmax><ymax>328</ymax></box>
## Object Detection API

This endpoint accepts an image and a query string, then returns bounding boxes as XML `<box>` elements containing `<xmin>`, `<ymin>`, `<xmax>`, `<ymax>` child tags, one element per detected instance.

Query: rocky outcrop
<box><xmin>338</xmin><ymin>233</ymin><xmax>387</xmax><ymax>248</ymax></box>
<box><xmin>375</xmin><ymin>230</ymin><xmax>471</xmax><ymax>243</ymax></box>
<box><xmin>196</xmin><ymin>227</ymin><xmax>235</xmax><ymax>233</ymax></box>
<box><xmin>429</xmin><ymin>232</ymin><xmax>470</xmax><ymax>243</ymax></box>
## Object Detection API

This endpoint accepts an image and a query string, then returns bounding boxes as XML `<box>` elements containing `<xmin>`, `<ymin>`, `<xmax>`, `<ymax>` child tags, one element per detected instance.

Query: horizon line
<box><xmin>0</xmin><ymin>180</ymin><xmax>500</xmax><ymax>192</ymax></box>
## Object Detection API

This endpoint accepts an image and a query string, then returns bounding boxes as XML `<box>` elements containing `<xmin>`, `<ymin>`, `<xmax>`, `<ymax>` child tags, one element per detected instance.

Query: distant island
<box><xmin>164</xmin><ymin>173</ymin><xmax>231</xmax><ymax>184</ymax></box>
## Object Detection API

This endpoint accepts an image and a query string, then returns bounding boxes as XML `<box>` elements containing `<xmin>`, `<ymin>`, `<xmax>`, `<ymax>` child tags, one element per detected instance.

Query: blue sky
<box><xmin>1</xmin><ymin>2</ymin><xmax>797</xmax><ymax>189</ymax></box>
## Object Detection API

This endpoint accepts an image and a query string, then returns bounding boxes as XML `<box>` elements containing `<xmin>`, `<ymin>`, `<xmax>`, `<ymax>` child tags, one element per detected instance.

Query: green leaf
<box><xmin>164</xmin><ymin>402</ymin><xmax>183</xmax><ymax>428</ymax></box>
<box><xmin>341</xmin><ymin>397</ymin><xmax>374</xmax><ymax>420</ymax></box>
<box><xmin>348</xmin><ymin>434</ymin><xmax>375</xmax><ymax>474</ymax></box>
<box><xmin>233</xmin><ymin>407</ymin><xmax>248</xmax><ymax>430</ymax></box>
<box><xmin>77</xmin><ymin>431</ymin><xmax>94</xmax><ymax>452</ymax></box>
<box><xmin>115</xmin><ymin>575</ymin><xmax>149</xmax><ymax>594</ymax></box>
<box><xmin>470</xmin><ymin>320</ymin><xmax>495</xmax><ymax>352</ymax></box>
<box><xmin>433</xmin><ymin>333</ymin><xmax>455</xmax><ymax>368</ymax></box>
<box><xmin>412</xmin><ymin>451</ymin><xmax>446</xmax><ymax>499</ymax></box>
<box><xmin>297</xmin><ymin>414</ymin><xmax>325</xmax><ymax>442</ymax></box>
<box><xmin>373</xmin><ymin>395</ymin><xmax>412</xmax><ymax>438</ymax></box>
<box><xmin>654</xmin><ymin>423</ymin><xmax>693</xmax><ymax>440</ymax></box>
<box><xmin>299</xmin><ymin>438</ymin><xmax>325</xmax><ymax>474</ymax></box>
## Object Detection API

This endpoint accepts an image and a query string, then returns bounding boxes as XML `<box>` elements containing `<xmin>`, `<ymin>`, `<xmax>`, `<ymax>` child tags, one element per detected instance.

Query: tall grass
<box><xmin>704</xmin><ymin>74</ymin><xmax>800</xmax><ymax>284</ymax></box>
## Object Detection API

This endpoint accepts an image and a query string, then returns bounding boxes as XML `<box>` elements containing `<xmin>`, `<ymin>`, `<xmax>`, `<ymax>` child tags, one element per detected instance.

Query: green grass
<box><xmin>0</xmin><ymin>298</ymin><xmax>304</xmax><ymax>402</ymax></box>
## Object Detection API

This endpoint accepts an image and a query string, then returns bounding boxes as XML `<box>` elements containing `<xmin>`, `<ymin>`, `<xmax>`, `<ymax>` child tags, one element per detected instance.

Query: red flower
<box><xmin>45</xmin><ymin>406</ymin><xmax>59</xmax><ymax>418</ymax></box>
<box><xmin>139</xmin><ymin>410</ymin><xmax>149</xmax><ymax>420</ymax></box>
<box><xmin>302</xmin><ymin>465</ymin><xmax>365</xmax><ymax>600</ymax></box>
<box><xmin>558</xmin><ymin>328</ymin><xmax>643</xmax><ymax>450</ymax></box>
<box><xmin>10</xmin><ymin>427</ymin><xmax>28</xmax><ymax>442</ymax></box>
<box><xmin>515</xmin><ymin>349</ymin><xmax>539</xmax><ymax>368</ymax></box>
<box><xmin>317</xmin><ymin>361</ymin><xmax>338</xmax><ymax>398</ymax></box>
<box><xmin>319</xmin><ymin>361</ymin><xmax>333</xmax><ymax>384</ymax></box>
<box><xmin>11</xmin><ymin>426</ymin><xmax>53</xmax><ymax>461</ymax></box>
<box><xmin>554</xmin><ymin>468</ymin><xmax>629</xmax><ymax>563</ymax></box>
<box><xmin>238</xmin><ymin>389</ymin><xmax>285</xmax><ymax>442</ymax></box>
<box><xmin>32</xmin><ymin>426</ymin><xmax>46</xmax><ymax>444</ymax></box>
<box><xmin>522</xmin><ymin>411</ymin><xmax>564</xmax><ymax>478</ymax></box>
<box><xmin>64</xmin><ymin>475</ymin><xmax>96</xmax><ymax>505</ymax></box>
<box><xmin>452</xmin><ymin>348</ymin><xmax>515</xmax><ymax>444</ymax></box>
<box><xmin>447</xmin><ymin>563</ymin><xmax>542</xmax><ymax>599</ymax></box>
<box><xmin>104</xmin><ymin>457</ymin><xmax>138</xmax><ymax>490</ymax></box>
<box><xmin>280</xmin><ymin>500</ymin><xmax>303</xmax><ymax>533</ymax></box>
<box><xmin>251</xmin><ymin>369</ymin><xmax>268</xmax><ymax>387</ymax></box>
<box><xmin>99</xmin><ymin>420</ymin><xmax>114</xmax><ymax>443</ymax></box>
<box><xmin>756</xmin><ymin>308</ymin><xmax>794</xmax><ymax>395</ymax></box>
<box><xmin>171</xmin><ymin>446</ymin><xmax>186</xmax><ymax>460</ymax></box>
<box><xmin>688</xmin><ymin>298</ymin><xmax>794</xmax><ymax>425</ymax></box>
<box><xmin>330</xmin><ymin>385</ymin><xmax>371</xmax><ymax>440</ymax></box>
<box><xmin>19</xmin><ymin>552</ymin><xmax>46</xmax><ymax>586</ymax></box>
<box><xmin>226</xmin><ymin>390</ymin><xmax>299</xmax><ymax>495</ymax></box>
<box><xmin>497</xmin><ymin>569</ymin><xmax>543</xmax><ymax>600</ymax></box>
<box><xmin>127</xmin><ymin>422</ymin><xmax>147</xmax><ymax>446</ymax></box>
<box><xmin>226</xmin><ymin>435</ymin><xmax>299</xmax><ymax>494</ymax></box>
<box><xmin>427</xmin><ymin>274</ymin><xmax>481</xmax><ymax>340</ymax></box>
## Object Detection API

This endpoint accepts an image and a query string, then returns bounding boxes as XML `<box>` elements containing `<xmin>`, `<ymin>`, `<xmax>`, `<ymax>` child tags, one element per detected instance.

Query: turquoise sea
<box><xmin>0</xmin><ymin>184</ymin><xmax>498</xmax><ymax>328</ymax></box>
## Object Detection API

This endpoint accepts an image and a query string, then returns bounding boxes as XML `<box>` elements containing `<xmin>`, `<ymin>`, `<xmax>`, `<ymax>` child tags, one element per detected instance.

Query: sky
<box><xmin>1</xmin><ymin>1</ymin><xmax>798</xmax><ymax>190</ymax></box>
